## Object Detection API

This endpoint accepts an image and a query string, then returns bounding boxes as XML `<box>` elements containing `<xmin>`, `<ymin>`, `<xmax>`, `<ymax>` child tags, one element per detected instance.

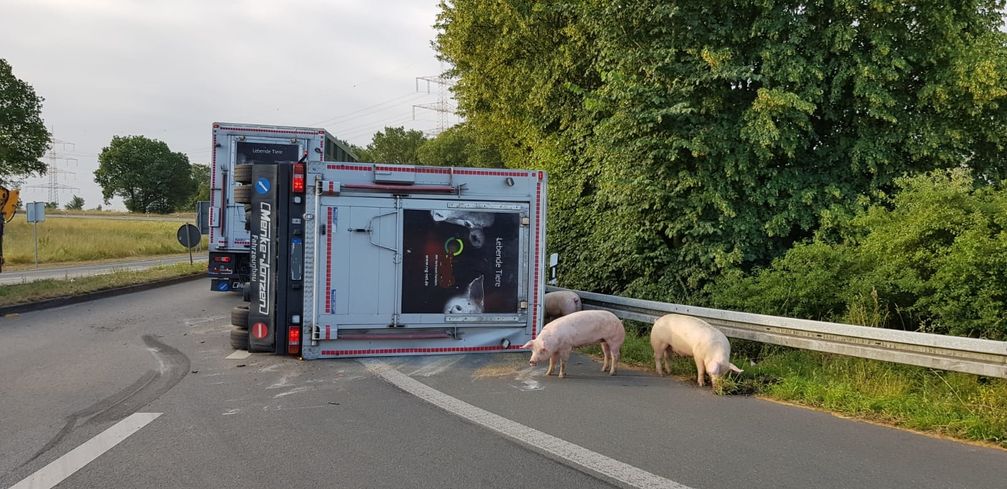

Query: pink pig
<box><xmin>543</xmin><ymin>291</ymin><xmax>583</xmax><ymax>323</ymax></box>
<box><xmin>522</xmin><ymin>310</ymin><xmax>625</xmax><ymax>378</ymax></box>
<box><xmin>650</xmin><ymin>314</ymin><xmax>743</xmax><ymax>388</ymax></box>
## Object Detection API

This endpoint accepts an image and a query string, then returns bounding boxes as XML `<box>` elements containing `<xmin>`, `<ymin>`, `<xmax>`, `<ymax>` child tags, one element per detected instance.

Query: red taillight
<box><xmin>288</xmin><ymin>326</ymin><xmax>301</xmax><ymax>355</ymax></box>
<box><xmin>292</xmin><ymin>163</ymin><xmax>305</xmax><ymax>193</ymax></box>
<box><xmin>213</xmin><ymin>256</ymin><xmax>232</xmax><ymax>263</ymax></box>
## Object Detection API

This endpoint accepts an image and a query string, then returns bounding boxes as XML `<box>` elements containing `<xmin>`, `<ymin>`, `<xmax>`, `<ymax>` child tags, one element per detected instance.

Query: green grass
<box><xmin>584</xmin><ymin>326</ymin><xmax>1007</xmax><ymax>448</ymax></box>
<box><xmin>0</xmin><ymin>263</ymin><xmax>206</xmax><ymax>307</ymax></box>
<box><xmin>2</xmin><ymin>215</ymin><xmax>201</xmax><ymax>266</ymax></box>
<box><xmin>45</xmin><ymin>209</ymin><xmax>196</xmax><ymax>218</ymax></box>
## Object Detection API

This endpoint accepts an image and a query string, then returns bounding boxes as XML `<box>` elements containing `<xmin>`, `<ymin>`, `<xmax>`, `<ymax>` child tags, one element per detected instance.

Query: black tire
<box><xmin>231</xmin><ymin>305</ymin><xmax>249</xmax><ymax>329</ymax></box>
<box><xmin>229</xmin><ymin>326</ymin><xmax>249</xmax><ymax>350</ymax></box>
<box><xmin>233</xmin><ymin>185</ymin><xmax>251</xmax><ymax>204</ymax></box>
<box><xmin>244</xmin><ymin>209</ymin><xmax>251</xmax><ymax>231</ymax></box>
<box><xmin>233</xmin><ymin>164</ymin><xmax>253</xmax><ymax>184</ymax></box>
<box><xmin>242</xmin><ymin>283</ymin><xmax>251</xmax><ymax>302</ymax></box>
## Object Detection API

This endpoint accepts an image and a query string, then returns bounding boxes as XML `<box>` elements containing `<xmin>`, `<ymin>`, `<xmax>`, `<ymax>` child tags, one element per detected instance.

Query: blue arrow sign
<box><xmin>255</xmin><ymin>177</ymin><xmax>271</xmax><ymax>194</ymax></box>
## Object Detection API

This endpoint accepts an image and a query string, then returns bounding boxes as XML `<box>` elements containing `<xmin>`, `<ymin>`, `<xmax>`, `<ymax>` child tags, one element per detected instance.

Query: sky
<box><xmin>1</xmin><ymin>0</ymin><xmax>456</xmax><ymax>210</ymax></box>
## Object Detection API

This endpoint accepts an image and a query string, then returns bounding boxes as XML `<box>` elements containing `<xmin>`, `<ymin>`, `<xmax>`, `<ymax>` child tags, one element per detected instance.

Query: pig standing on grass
<box><xmin>543</xmin><ymin>290</ymin><xmax>582</xmax><ymax>323</ymax></box>
<box><xmin>523</xmin><ymin>310</ymin><xmax>625</xmax><ymax>378</ymax></box>
<box><xmin>650</xmin><ymin>314</ymin><xmax>743</xmax><ymax>388</ymax></box>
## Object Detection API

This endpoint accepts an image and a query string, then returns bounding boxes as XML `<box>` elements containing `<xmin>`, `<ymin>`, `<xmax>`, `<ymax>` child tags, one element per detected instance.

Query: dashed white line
<box><xmin>10</xmin><ymin>412</ymin><xmax>161</xmax><ymax>489</ymax></box>
<box><xmin>361</xmin><ymin>360</ymin><xmax>694</xmax><ymax>489</ymax></box>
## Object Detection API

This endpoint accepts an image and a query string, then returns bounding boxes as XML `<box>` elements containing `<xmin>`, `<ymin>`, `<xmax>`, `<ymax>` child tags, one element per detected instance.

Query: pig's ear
<box><xmin>521</xmin><ymin>340</ymin><xmax>534</xmax><ymax>349</ymax></box>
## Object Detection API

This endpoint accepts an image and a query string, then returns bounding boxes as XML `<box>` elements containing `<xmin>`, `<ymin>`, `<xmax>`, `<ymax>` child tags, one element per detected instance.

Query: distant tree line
<box><xmin>350</xmin><ymin>123</ymin><xmax>504</xmax><ymax>169</ymax></box>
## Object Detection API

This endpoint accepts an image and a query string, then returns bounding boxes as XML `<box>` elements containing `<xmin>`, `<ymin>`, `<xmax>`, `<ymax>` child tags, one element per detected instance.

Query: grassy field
<box><xmin>0</xmin><ymin>262</ymin><xmax>205</xmax><ymax>307</ymax></box>
<box><xmin>44</xmin><ymin>209</ymin><xmax>196</xmax><ymax>219</ymax></box>
<box><xmin>2</xmin><ymin>214</ymin><xmax>202</xmax><ymax>266</ymax></box>
<box><xmin>583</xmin><ymin>328</ymin><xmax>1007</xmax><ymax>449</ymax></box>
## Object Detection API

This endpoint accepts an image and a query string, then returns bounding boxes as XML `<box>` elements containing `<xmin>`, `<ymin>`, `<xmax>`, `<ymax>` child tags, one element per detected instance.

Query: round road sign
<box><xmin>176</xmin><ymin>223</ymin><xmax>201</xmax><ymax>249</ymax></box>
<box><xmin>251</xmin><ymin>322</ymin><xmax>269</xmax><ymax>340</ymax></box>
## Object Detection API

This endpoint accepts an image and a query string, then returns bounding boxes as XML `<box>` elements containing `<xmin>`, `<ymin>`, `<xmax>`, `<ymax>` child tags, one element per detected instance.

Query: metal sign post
<box><xmin>177</xmin><ymin>223</ymin><xmax>201</xmax><ymax>264</ymax></box>
<box><xmin>0</xmin><ymin>219</ymin><xmax>5</xmax><ymax>273</ymax></box>
<box><xmin>26</xmin><ymin>202</ymin><xmax>45</xmax><ymax>269</ymax></box>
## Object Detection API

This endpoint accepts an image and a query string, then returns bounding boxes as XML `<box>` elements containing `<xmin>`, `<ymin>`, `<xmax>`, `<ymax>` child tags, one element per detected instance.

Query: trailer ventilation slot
<box><xmin>340</xmin><ymin>183</ymin><xmax>459</xmax><ymax>194</ymax></box>
<box><xmin>337</xmin><ymin>331</ymin><xmax>453</xmax><ymax>341</ymax></box>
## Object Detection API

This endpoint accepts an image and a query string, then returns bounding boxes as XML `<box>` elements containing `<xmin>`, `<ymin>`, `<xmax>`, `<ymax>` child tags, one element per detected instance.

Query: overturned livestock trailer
<box><xmin>235</xmin><ymin>160</ymin><xmax>547</xmax><ymax>359</ymax></box>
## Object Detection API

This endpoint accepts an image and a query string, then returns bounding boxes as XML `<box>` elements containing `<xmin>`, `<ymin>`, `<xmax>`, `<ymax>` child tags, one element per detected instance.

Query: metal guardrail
<box><xmin>547</xmin><ymin>286</ymin><xmax>1007</xmax><ymax>378</ymax></box>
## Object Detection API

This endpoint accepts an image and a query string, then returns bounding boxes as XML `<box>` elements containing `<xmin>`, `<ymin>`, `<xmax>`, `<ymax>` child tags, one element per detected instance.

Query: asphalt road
<box><xmin>0</xmin><ymin>253</ymin><xmax>208</xmax><ymax>285</ymax></box>
<box><xmin>1</xmin><ymin>281</ymin><xmax>1004</xmax><ymax>489</ymax></box>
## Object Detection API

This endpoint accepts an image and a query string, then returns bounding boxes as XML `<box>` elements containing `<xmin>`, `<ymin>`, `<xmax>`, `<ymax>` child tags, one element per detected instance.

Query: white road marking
<box><xmin>225</xmin><ymin>350</ymin><xmax>252</xmax><ymax>360</ymax></box>
<box><xmin>10</xmin><ymin>412</ymin><xmax>161</xmax><ymax>489</ymax></box>
<box><xmin>273</xmin><ymin>386</ymin><xmax>311</xmax><ymax>398</ymax></box>
<box><xmin>361</xmin><ymin>360</ymin><xmax>693</xmax><ymax>489</ymax></box>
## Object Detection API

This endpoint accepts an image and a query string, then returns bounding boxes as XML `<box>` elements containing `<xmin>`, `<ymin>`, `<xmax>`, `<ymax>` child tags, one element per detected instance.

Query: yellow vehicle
<box><xmin>0</xmin><ymin>185</ymin><xmax>19</xmax><ymax>272</ymax></box>
<box><xmin>0</xmin><ymin>185</ymin><xmax>19</xmax><ymax>223</ymax></box>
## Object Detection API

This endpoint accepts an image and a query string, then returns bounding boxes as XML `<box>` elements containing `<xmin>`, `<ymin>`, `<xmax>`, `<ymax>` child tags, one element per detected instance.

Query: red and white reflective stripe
<box><xmin>217</xmin><ymin>126</ymin><xmax>319</xmax><ymax>136</ymax></box>
<box><xmin>209</xmin><ymin>128</ymin><xmax>217</xmax><ymax>245</ymax></box>
<box><xmin>327</xmin><ymin>163</ymin><xmax>372</xmax><ymax>172</ymax></box>
<box><xmin>321</xmin><ymin>345</ymin><xmax>526</xmax><ymax>356</ymax></box>
<box><xmin>325</xmin><ymin>207</ymin><xmax>333</xmax><ymax>313</ymax></box>
<box><xmin>325</xmin><ymin>325</ymin><xmax>332</xmax><ymax>340</ymax></box>
<box><xmin>325</xmin><ymin>163</ymin><xmax>530</xmax><ymax>178</ymax></box>
<box><xmin>531</xmin><ymin>171</ymin><xmax>543</xmax><ymax>338</ymax></box>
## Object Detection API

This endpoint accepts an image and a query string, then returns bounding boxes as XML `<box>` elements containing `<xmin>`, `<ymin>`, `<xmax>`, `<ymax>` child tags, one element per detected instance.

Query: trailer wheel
<box><xmin>233</xmin><ymin>164</ymin><xmax>253</xmax><ymax>184</ymax></box>
<box><xmin>231</xmin><ymin>305</ymin><xmax>249</xmax><ymax>329</ymax></box>
<box><xmin>244</xmin><ymin>209</ymin><xmax>251</xmax><ymax>230</ymax></box>
<box><xmin>233</xmin><ymin>185</ymin><xmax>251</xmax><ymax>204</ymax></box>
<box><xmin>229</xmin><ymin>326</ymin><xmax>249</xmax><ymax>350</ymax></box>
<box><xmin>242</xmin><ymin>284</ymin><xmax>250</xmax><ymax>302</ymax></box>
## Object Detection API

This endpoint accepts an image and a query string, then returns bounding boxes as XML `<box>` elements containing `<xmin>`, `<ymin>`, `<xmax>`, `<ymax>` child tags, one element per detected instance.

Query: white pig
<box><xmin>543</xmin><ymin>291</ymin><xmax>583</xmax><ymax>323</ymax></box>
<box><xmin>650</xmin><ymin>314</ymin><xmax>742</xmax><ymax>388</ymax></box>
<box><xmin>522</xmin><ymin>310</ymin><xmax>625</xmax><ymax>378</ymax></box>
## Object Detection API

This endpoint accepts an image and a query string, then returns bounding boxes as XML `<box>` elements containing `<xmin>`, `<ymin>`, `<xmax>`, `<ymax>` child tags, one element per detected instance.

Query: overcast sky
<box><xmin>2</xmin><ymin>0</ymin><xmax>454</xmax><ymax>210</ymax></box>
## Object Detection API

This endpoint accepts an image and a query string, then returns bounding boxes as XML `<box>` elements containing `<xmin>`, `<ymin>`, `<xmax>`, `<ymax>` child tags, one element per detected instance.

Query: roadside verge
<box><xmin>0</xmin><ymin>263</ymin><xmax>207</xmax><ymax>316</ymax></box>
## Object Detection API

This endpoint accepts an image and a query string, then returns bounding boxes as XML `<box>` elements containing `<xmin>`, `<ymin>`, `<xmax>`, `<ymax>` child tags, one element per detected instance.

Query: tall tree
<box><xmin>95</xmin><ymin>135</ymin><xmax>194</xmax><ymax>213</ymax></box>
<box><xmin>65</xmin><ymin>195</ymin><xmax>84</xmax><ymax>210</ymax></box>
<box><xmin>185</xmin><ymin>163</ymin><xmax>210</xmax><ymax>210</ymax></box>
<box><xmin>0</xmin><ymin>59</ymin><xmax>51</xmax><ymax>185</ymax></box>
<box><xmin>417</xmin><ymin>123</ymin><xmax>503</xmax><ymax>167</ymax></box>
<box><xmin>437</xmin><ymin>0</ymin><xmax>1007</xmax><ymax>301</ymax></box>
<box><xmin>360</xmin><ymin>126</ymin><xmax>427</xmax><ymax>164</ymax></box>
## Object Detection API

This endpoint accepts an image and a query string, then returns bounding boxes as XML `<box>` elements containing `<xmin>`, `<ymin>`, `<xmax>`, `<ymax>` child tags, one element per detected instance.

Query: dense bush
<box><xmin>709</xmin><ymin>169</ymin><xmax>1007</xmax><ymax>340</ymax></box>
<box><xmin>437</xmin><ymin>1</ymin><xmax>1007</xmax><ymax>302</ymax></box>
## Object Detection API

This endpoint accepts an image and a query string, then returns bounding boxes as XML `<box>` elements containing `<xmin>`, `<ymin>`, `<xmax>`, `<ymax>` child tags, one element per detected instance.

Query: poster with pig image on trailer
<box><xmin>401</xmin><ymin>209</ymin><xmax>521</xmax><ymax>315</ymax></box>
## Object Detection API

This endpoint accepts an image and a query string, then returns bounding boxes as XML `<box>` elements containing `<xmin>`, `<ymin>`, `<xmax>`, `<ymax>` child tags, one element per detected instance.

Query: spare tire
<box><xmin>229</xmin><ymin>326</ymin><xmax>249</xmax><ymax>350</ymax></box>
<box><xmin>231</xmin><ymin>305</ymin><xmax>249</xmax><ymax>329</ymax></box>
<box><xmin>233</xmin><ymin>164</ymin><xmax>253</xmax><ymax>184</ymax></box>
<box><xmin>233</xmin><ymin>185</ymin><xmax>251</xmax><ymax>204</ymax></box>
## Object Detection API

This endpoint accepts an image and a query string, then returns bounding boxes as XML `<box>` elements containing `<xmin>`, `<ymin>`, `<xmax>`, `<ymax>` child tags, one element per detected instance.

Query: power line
<box><xmin>23</xmin><ymin>137</ymin><xmax>79</xmax><ymax>205</ymax></box>
<box><xmin>309</xmin><ymin>92</ymin><xmax>431</xmax><ymax>127</ymax></box>
<box><xmin>413</xmin><ymin>74</ymin><xmax>457</xmax><ymax>136</ymax></box>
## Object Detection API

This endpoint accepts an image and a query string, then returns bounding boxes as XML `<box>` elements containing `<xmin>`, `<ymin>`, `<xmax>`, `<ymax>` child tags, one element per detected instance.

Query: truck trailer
<box><xmin>230</xmin><ymin>160</ymin><xmax>547</xmax><ymax>359</ymax></box>
<box><xmin>207</xmin><ymin>123</ymin><xmax>357</xmax><ymax>292</ymax></box>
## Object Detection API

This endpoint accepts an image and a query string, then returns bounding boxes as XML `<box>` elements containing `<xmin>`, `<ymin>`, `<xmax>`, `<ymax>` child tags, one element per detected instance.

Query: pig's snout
<box><xmin>528</xmin><ymin>360</ymin><xmax>537</xmax><ymax>367</ymax></box>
